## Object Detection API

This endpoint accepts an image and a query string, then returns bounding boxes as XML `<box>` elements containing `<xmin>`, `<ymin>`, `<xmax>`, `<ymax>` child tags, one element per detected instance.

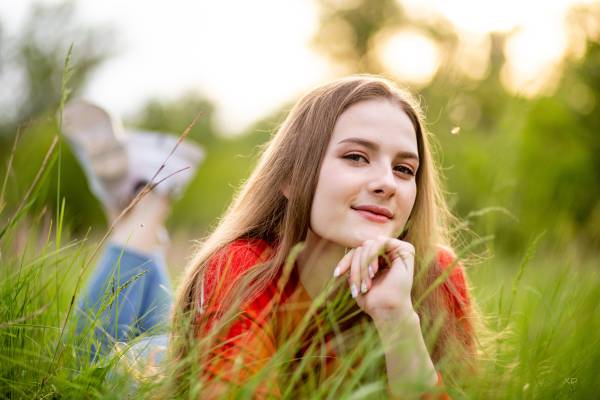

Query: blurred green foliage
<box><xmin>0</xmin><ymin>2</ymin><xmax>113</xmax><ymax>139</ymax></box>
<box><xmin>1</xmin><ymin>0</ymin><xmax>599</xmax><ymax>259</ymax></box>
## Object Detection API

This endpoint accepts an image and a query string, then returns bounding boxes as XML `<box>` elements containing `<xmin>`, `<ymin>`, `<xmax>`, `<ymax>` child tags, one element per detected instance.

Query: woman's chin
<box><xmin>341</xmin><ymin>229</ymin><xmax>394</xmax><ymax>248</ymax></box>
<box><xmin>313</xmin><ymin>225</ymin><xmax>396</xmax><ymax>249</ymax></box>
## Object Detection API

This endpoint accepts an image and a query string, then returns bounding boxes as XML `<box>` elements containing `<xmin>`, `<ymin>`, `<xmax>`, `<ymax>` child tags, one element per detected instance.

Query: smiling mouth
<box><xmin>352</xmin><ymin>208</ymin><xmax>391</xmax><ymax>224</ymax></box>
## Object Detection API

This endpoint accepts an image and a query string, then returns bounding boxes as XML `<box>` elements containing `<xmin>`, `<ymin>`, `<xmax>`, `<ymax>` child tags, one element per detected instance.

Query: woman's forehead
<box><xmin>330</xmin><ymin>99</ymin><xmax>418</xmax><ymax>153</ymax></box>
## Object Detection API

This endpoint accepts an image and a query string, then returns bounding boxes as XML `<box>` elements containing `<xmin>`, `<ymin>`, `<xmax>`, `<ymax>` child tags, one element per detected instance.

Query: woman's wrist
<box><xmin>371</xmin><ymin>307</ymin><xmax>427</xmax><ymax>356</ymax></box>
<box><xmin>373</xmin><ymin>307</ymin><xmax>438</xmax><ymax>393</ymax></box>
<box><xmin>372</xmin><ymin>307</ymin><xmax>426</xmax><ymax>353</ymax></box>
<box><xmin>370</xmin><ymin>304</ymin><xmax>419</xmax><ymax>330</ymax></box>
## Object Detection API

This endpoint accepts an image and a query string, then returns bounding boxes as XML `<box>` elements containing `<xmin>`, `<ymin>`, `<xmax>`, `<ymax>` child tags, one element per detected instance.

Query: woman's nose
<box><xmin>367</xmin><ymin>165</ymin><xmax>396</xmax><ymax>197</ymax></box>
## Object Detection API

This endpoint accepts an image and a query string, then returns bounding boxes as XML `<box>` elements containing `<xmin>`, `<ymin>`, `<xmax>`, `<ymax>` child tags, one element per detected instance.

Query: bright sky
<box><xmin>1</xmin><ymin>0</ymin><xmax>595</xmax><ymax>134</ymax></box>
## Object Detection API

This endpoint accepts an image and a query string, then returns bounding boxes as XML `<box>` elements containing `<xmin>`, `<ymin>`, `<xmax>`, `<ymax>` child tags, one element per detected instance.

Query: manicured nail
<box><xmin>368</xmin><ymin>266</ymin><xmax>374</xmax><ymax>279</ymax></box>
<box><xmin>361</xmin><ymin>281</ymin><xmax>368</xmax><ymax>294</ymax></box>
<box><xmin>333</xmin><ymin>266</ymin><xmax>340</xmax><ymax>278</ymax></box>
<box><xmin>350</xmin><ymin>284</ymin><xmax>358</xmax><ymax>298</ymax></box>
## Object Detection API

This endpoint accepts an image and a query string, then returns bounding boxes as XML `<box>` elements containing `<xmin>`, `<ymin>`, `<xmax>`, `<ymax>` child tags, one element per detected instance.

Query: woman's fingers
<box><xmin>390</xmin><ymin>241</ymin><xmax>415</xmax><ymax>275</ymax></box>
<box><xmin>359</xmin><ymin>238</ymin><xmax>389</xmax><ymax>295</ymax></box>
<box><xmin>333</xmin><ymin>247</ymin><xmax>366</xmax><ymax>298</ymax></box>
<box><xmin>359</xmin><ymin>240</ymin><xmax>374</xmax><ymax>294</ymax></box>
<box><xmin>333</xmin><ymin>248</ymin><xmax>354</xmax><ymax>278</ymax></box>
<box><xmin>333</xmin><ymin>237</ymin><xmax>415</xmax><ymax>299</ymax></box>
<box><xmin>374</xmin><ymin>237</ymin><xmax>389</xmax><ymax>272</ymax></box>
<box><xmin>376</xmin><ymin>236</ymin><xmax>412</xmax><ymax>262</ymax></box>
<box><xmin>349</xmin><ymin>246</ymin><xmax>362</xmax><ymax>298</ymax></box>
<box><xmin>364</xmin><ymin>239</ymin><xmax>383</xmax><ymax>292</ymax></box>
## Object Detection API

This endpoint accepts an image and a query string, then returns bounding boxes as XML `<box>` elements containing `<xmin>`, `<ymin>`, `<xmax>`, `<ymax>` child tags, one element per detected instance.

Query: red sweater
<box><xmin>198</xmin><ymin>239</ymin><xmax>472</xmax><ymax>398</ymax></box>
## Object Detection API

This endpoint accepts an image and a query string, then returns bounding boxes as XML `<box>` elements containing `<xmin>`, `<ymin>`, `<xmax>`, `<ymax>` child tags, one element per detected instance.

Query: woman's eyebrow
<box><xmin>337</xmin><ymin>137</ymin><xmax>419</xmax><ymax>162</ymax></box>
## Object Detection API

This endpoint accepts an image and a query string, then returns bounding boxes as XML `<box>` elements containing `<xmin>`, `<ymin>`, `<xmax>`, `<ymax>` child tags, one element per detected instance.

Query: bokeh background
<box><xmin>1</xmin><ymin>1</ymin><xmax>599</xmax><ymax>397</ymax></box>
<box><xmin>2</xmin><ymin>0</ymin><xmax>598</xmax><ymax>268</ymax></box>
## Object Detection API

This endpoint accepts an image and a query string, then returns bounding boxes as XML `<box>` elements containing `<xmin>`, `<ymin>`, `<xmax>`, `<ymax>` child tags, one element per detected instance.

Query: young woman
<box><xmin>170</xmin><ymin>76</ymin><xmax>478</xmax><ymax>398</ymax></box>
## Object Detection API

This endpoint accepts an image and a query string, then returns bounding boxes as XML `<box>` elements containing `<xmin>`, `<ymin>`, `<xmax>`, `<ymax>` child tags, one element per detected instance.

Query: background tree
<box><xmin>0</xmin><ymin>2</ymin><xmax>113</xmax><ymax>140</ymax></box>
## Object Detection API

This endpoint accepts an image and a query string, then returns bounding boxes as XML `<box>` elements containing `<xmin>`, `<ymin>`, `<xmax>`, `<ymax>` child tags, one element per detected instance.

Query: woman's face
<box><xmin>309</xmin><ymin>99</ymin><xmax>419</xmax><ymax>248</ymax></box>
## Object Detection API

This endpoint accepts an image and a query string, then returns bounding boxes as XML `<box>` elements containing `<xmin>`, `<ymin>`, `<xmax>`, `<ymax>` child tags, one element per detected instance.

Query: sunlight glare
<box><xmin>376</xmin><ymin>29</ymin><xmax>441</xmax><ymax>87</ymax></box>
<box><xmin>501</xmin><ymin>18</ymin><xmax>569</xmax><ymax>97</ymax></box>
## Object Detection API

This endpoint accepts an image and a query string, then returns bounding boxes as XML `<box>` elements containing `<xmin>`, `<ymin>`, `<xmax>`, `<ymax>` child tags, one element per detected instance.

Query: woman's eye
<box><xmin>394</xmin><ymin>165</ymin><xmax>415</xmax><ymax>176</ymax></box>
<box><xmin>344</xmin><ymin>153</ymin><xmax>368</xmax><ymax>163</ymax></box>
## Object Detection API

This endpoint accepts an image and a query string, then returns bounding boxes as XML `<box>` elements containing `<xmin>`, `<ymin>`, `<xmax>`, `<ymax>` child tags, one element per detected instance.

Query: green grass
<box><xmin>466</xmin><ymin>252</ymin><xmax>600</xmax><ymax>398</ymax></box>
<box><xmin>1</xmin><ymin>207</ymin><xmax>598</xmax><ymax>399</ymax></box>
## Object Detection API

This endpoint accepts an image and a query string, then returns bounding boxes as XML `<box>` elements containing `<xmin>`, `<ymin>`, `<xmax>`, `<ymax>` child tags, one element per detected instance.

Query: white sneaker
<box><xmin>62</xmin><ymin>99</ymin><xmax>131</xmax><ymax>211</ymax></box>
<box><xmin>125</xmin><ymin>130</ymin><xmax>205</xmax><ymax>200</ymax></box>
<box><xmin>62</xmin><ymin>100</ymin><xmax>205</xmax><ymax>212</ymax></box>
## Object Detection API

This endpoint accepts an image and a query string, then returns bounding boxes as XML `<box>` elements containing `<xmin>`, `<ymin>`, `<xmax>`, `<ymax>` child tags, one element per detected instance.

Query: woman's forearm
<box><xmin>373</xmin><ymin>310</ymin><xmax>438</xmax><ymax>398</ymax></box>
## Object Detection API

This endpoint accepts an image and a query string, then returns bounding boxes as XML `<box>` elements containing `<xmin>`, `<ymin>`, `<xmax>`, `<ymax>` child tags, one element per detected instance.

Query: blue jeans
<box><xmin>76</xmin><ymin>243</ymin><xmax>173</xmax><ymax>358</ymax></box>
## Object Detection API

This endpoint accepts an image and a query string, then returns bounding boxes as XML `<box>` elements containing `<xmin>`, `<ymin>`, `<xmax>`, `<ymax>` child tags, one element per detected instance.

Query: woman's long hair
<box><xmin>169</xmin><ymin>75</ymin><xmax>477</xmax><ymax>388</ymax></box>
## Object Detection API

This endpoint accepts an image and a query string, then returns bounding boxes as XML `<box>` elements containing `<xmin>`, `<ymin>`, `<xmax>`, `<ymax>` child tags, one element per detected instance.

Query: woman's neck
<box><xmin>296</xmin><ymin>229</ymin><xmax>346</xmax><ymax>299</ymax></box>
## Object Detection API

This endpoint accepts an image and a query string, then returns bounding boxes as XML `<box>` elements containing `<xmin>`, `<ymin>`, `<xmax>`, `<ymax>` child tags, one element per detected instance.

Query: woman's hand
<box><xmin>333</xmin><ymin>235</ymin><xmax>416</xmax><ymax>321</ymax></box>
<box><xmin>333</xmin><ymin>236</ymin><xmax>439</xmax><ymax>395</ymax></box>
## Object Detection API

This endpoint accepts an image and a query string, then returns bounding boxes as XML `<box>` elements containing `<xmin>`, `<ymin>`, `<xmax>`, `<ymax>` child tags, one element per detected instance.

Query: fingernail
<box><xmin>361</xmin><ymin>281</ymin><xmax>368</xmax><ymax>294</ymax></box>
<box><xmin>350</xmin><ymin>284</ymin><xmax>358</xmax><ymax>299</ymax></box>
<box><xmin>333</xmin><ymin>266</ymin><xmax>340</xmax><ymax>278</ymax></box>
<box><xmin>368</xmin><ymin>266</ymin><xmax>374</xmax><ymax>279</ymax></box>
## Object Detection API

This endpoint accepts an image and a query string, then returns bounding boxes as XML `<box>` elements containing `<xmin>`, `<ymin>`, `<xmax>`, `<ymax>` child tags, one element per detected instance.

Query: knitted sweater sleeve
<box><xmin>198</xmin><ymin>239</ymin><xmax>280</xmax><ymax>398</ymax></box>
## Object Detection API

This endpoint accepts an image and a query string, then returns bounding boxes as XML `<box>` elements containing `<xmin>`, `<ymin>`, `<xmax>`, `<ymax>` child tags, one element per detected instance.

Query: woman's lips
<box><xmin>353</xmin><ymin>208</ymin><xmax>390</xmax><ymax>224</ymax></box>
